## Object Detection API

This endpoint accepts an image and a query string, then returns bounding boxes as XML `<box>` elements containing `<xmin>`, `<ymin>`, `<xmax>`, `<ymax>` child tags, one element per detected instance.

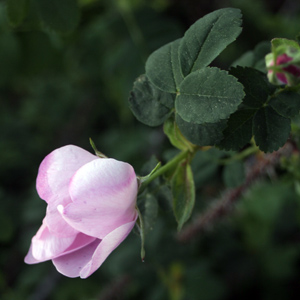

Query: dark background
<box><xmin>1</xmin><ymin>0</ymin><xmax>300</xmax><ymax>299</ymax></box>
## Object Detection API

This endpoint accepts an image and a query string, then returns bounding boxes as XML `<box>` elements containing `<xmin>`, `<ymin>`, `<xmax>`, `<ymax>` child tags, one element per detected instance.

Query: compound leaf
<box><xmin>179</xmin><ymin>8</ymin><xmax>242</xmax><ymax>76</ymax></box>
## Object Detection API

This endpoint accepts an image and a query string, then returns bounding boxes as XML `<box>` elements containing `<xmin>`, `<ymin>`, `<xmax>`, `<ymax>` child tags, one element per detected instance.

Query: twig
<box><xmin>177</xmin><ymin>142</ymin><xmax>294</xmax><ymax>242</ymax></box>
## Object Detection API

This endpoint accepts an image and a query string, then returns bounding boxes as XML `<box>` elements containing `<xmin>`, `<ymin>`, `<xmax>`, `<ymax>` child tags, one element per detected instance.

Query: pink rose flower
<box><xmin>25</xmin><ymin>145</ymin><xmax>138</xmax><ymax>278</ymax></box>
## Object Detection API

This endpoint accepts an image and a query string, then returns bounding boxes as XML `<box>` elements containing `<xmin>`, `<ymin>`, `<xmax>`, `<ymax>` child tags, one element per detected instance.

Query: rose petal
<box><xmin>36</xmin><ymin>145</ymin><xmax>97</xmax><ymax>205</ymax></box>
<box><xmin>52</xmin><ymin>219</ymin><xmax>136</xmax><ymax>278</ymax></box>
<box><xmin>52</xmin><ymin>239</ymin><xmax>101</xmax><ymax>278</ymax></box>
<box><xmin>59</xmin><ymin>159</ymin><xmax>138</xmax><ymax>239</ymax></box>
<box><xmin>25</xmin><ymin>219</ymin><xmax>96</xmax><ymax>263</ymax></box>
<box><xmin>24</xmin><ymin>245</ymin><xmax>40</xmax><ymax>264</ymax></box>
<box><xmin>44</xmin><ymin>203</ymin><xmax>78</xmax><ymax>237</ymax></box>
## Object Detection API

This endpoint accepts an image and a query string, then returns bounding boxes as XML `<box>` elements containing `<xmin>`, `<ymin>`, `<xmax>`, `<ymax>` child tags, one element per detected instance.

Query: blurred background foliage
<box><xmin>1</xmin><ymin>0</ymin><xmax>300</xmax><ymax>299</ymax></box>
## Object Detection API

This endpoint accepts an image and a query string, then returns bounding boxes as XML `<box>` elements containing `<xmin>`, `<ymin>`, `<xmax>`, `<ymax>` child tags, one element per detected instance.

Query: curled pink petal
<box><xmin>36</xmin><ymin>145</ymin><xmax>97</xmax><ymax>204</ymax></box>
<box><xmin>24</xmin><ymin>245</ymin><xmax>40</xmax><ymax>264</ymax></box>
<box><xmin>52</xmin><ymin>219</ymin><xmax>136</xmax><ymax>278</ymax></box>
<box><xmin>25</xmin><ymin>219</ymin><xmax>96</xmax><ymax>263</ymax></box>
<box><xmin>52</xmin><ymin>240</ymin><xmax>101</xmax><ymax>278</ymax></box>
<box><xmin>28</xmin><ymin>221</ymin><xmax>75</xmax><ymax>262</ymax></box>
<box><xmin>59</xmin><ymin>159</ymin><xmax>138</xmax><ymax>239</ymax></box>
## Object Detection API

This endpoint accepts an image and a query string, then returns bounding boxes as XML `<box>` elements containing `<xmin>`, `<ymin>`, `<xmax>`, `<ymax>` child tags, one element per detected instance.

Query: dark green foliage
<box><xmin>6</xmin><ymin>0</ymin><xmax>29</xmax><ymax>26</ymax></box>
<box><xmin>175</xmin><ymin>67</ymin><xmax>244</xmax><ymax>124</ymax></box>
<box><xmin>34</xmin><ymin>0</ymin><xmax>80</xmax><ymax>32</ymax></box>
<box><xmin>176</xmin><ymin>114</ymin><xmax>227</xmax><ymax>146</ymax></box>
<box><xmin>145</xmin><ymin>39</ymin><xmax>183</xmax><ymax>93</ymax></box>
<box><xmin>128</xmin><ymin>75</ymin><xmax>174</xmax><ymax>126</ymax></box>
<box><xmin>229</xmin><ymin>66</ymin><xmax>275</xmax><ymax>108</ymax></box>
<box><xmin>131</xmin><ymin>8</ymin><xmax>245</xmax><ymax>148</ymax></box>
<box><xmin>269</xmin><ymin>91</ymin><xmax>300</xmax><ymax>118</ymax></box>
<box><xmin>218</xmin><ymin>67</ymin><xmax>297</xmax><ymax>152</ymax></box>
<box><xmin>171</xmin><ymin>160</ymin><xmax>195</xmax><ymax>230</ymax></box>
<box><xmin>217</xmin><ymin>109</ymin><xmax>255</xmax><ymax>150</ymax></box>
<box><xmin>179</xmin><ymin>8</ymin><xmax>242</xmax><ymax>76</ymax></box>
<box><xmin>253</xmin><ymin>106</ymin><xmax>291</xmax><ymax>152</ymax></box>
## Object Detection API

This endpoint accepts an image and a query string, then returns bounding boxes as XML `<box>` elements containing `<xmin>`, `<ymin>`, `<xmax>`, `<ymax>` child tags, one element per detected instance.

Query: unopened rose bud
<box><xmin>266</xmin><ymin>53</ymin><xmax>300</xmax><ymax>86</ymax></box>
<box><xmin>25</xmin><ymin>145</ymin><xmax>138</xmax><ymax>278</ymax></box>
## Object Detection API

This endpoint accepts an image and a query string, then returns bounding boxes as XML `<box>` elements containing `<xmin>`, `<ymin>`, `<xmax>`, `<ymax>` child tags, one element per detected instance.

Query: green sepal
<box><xmin>89</xmin><ymin>138</ymin><xmax>107</xmax><ymax>158</ymax></box>
<box><xmin>137</xmin><ymin>193</ymin><xmax>159</xmax><ymax>235</ymax></box>
<box><xmin>163</xmin><ymin>115</ymin><xmax>195</xmax><ymax>151</ymax></box>
<box><xmin>138</xmin><ymin>162</ymin><xmax>161</xmax><ymax>185</ymax></box>
<box><xmin>136</xmin><ymin>205</ymin><xmax>146</xmax><ymax>262</ymax></box>
<box><xmin>271</xmin><ymin>38</ymin><xmax>300</xmax><ymax>60</ymax></box>
<box><xmin>171</xmin><ymin>160</ymin><xmax>195</xmax><ymax>231</ymax></box>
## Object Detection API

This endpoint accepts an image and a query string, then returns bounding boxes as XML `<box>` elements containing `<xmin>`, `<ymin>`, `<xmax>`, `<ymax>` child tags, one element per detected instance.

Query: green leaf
<box><xmin>145</xmin><ymin>39</ymin><xmax>183</xmax><ymax>93</ymax></box>
<box><xmin>176</xmin><ymin>113</ymin><xmax>226</xmax><ymax>146</ymax></box>
<box><xmin>222</xmin><ymin>160</ymin><xmax>245</xmax><ymax>188</ymax></box>
<box><xmin>34</xmin><ymin>0</ymin><xmax>80</xmax><ymax>32</ymax></box>
<box><xmin>218</xmin><ymin>67</ymin><xmax>295</xmax><ymax>152</ymax></box>
<box><xmin>163</xmin><ymin>115</ymin><xmax>194</xmax><ymax>151</ymax></box>
<box><xmin>231</xmin><ymin>51</ymin><xmax>255</xmax><ymax>69</ymax></box>
<box><xmin>172</xmin><ymin>160</ymin><xmax>195</xmax><ymax>231</ymax></box>
<box><xmin>253</xmin><ymin>106</ymin><xmax>291</xmax><ymax>152</ymax></box>
<box><xmin>232</xmin><ymin>41</ymin><xmax>271</xmax><ymax>72</ymax></box>
<box><xmin>229</xmin><ymin>66</ymin><xmax>274</xmax><ymax>108</ymax></box>
<box><xmin>217</xmin><ymin>109</ymin><xmax>256</xmax><ymax>151</ymax></box>
<box><xmin>269</xmin><ymin>91</ymin><xmax>300</xmax><ymax>118</ymax></box>
<box><xmin>6</xmin><ymin>0</ymin><xmax>29</xmax><ymax>26</ymax></box>
<box><xmin>128</xmin><ymin>74</ymin><xmax>174</xmax><ymax>126</ymax></box>
<box><xmin>175</xmin><ymin>67</ymin><xmax>244</xmax><ymax>124</ymax></box>
<box><xmin>179</xmin><ymin>8</ymin><xmax>242</xmax><ymax>76</ymax></box>
<box><xmin>217</xmin><ymin>69</ymin><xmax>296</xmax><ymax>151</ymax></box>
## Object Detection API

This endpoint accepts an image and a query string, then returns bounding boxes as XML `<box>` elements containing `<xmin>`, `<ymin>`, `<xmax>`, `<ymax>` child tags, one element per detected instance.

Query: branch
<box><xmin>177</xmin><ymin>142</ymin><xmax>294</xmax><ymax>242</ymax></box>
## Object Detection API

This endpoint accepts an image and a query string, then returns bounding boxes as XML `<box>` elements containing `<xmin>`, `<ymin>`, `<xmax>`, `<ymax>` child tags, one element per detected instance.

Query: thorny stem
<box><xmin>218</xmin><ymin>144</ymin><xmax>260</xmax><ymax>165</ymax></box>
<box><xmin>177</xmin><ymin>142</ymin><xmax>294</xmax><ymax>242</ymax></box>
